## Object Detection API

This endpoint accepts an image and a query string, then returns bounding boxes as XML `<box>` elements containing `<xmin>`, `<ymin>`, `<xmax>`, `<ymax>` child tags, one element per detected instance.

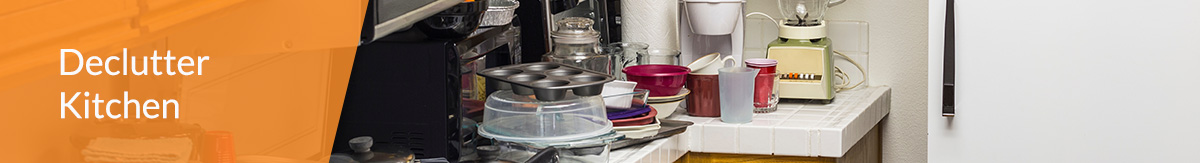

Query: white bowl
<box><xmin>648</xmin><ymin>99</ymin><xmax>683</xmax><ymax>119</ymax></box>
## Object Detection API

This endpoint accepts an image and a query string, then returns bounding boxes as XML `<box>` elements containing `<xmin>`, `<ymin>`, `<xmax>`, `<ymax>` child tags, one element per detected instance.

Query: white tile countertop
<box><xmin>609</xmin><ymin>86</ymin><xmax>891</xmax><ymax>163</ymax></box>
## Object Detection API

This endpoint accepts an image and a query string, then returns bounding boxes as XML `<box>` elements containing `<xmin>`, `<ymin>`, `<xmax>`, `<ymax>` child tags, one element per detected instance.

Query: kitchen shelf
<box><xmin>610</xmin><ymin>86</ymin><xmax>891</xmax><ymax>162</ymax></box>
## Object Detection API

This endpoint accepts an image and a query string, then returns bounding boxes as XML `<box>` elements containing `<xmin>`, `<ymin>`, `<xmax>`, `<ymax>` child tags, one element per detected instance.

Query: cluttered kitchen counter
<box><xmin>331</xmin><ymin>0</ymin><xmax>882</xmax><ymax>162</ymax></box>
<box><xmin>610</xmin><ymin>86</ymin><xmax>890</xmax><ymax>163</ymax></box>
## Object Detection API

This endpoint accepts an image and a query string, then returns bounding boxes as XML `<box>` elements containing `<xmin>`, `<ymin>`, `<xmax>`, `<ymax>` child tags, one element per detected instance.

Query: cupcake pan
<box><xmin>478</xmin><ymin>62</ymin><xmax>615</xmax><ymax>101</ymax></box>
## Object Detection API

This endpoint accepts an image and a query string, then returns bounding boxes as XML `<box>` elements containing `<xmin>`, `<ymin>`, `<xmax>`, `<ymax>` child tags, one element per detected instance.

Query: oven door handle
<box><xmin>942</xmin><ymin>0</ymin><xmax>956</xmax><ymax>117</ymax></box>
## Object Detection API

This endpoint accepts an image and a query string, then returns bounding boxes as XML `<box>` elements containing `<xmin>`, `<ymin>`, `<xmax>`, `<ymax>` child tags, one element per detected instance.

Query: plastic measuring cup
<box><xmin>718</xmin><ymin>67</ymin><xmax>758</xmax><ymax>123</ymax></box>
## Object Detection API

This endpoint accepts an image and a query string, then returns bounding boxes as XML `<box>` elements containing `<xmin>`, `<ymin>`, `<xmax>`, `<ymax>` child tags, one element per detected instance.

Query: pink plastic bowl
<box><xmin>623</xmin><ymin>65</ymin><xmax>691</xmax><ymax>96</ymax></box>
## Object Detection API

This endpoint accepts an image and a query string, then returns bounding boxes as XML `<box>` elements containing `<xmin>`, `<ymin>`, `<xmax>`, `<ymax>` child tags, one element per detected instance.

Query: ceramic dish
<box><xmin>611</xmin><ymin>106</ymin><xmax>657</xmax><ymax>127</ymax></box>
<box><xmin>648</xmin><ymin>99</ymin><xmax>682</xmax><ymax>119</ymax></box>
<box><xmin>647</xmin><ymin>88</ymin><xmax>689</xmax><ymax>103</ymax></box>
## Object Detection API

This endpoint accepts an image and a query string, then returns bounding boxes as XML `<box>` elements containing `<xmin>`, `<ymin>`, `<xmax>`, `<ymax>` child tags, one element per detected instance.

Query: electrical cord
<box><xmin>832</xmin><ymin>50</ymin><xmax>867</xmax><ymax>92</ymax></box>
<box><xmin>833</xmin><ymin>67</ymin><xmax>850</xmax><ymax>91</ymax></box>
<box><xmin>832</xmin><ymin>74</ymin><xmax>853</xmax><ymax>91</ymax></box>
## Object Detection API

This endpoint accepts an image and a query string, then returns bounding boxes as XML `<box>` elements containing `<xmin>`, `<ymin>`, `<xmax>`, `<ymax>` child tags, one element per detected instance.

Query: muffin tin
<box><xmin>478</xmin><ymin>62</ymin><xmax>615</xmax><ymax>101</ymax></box>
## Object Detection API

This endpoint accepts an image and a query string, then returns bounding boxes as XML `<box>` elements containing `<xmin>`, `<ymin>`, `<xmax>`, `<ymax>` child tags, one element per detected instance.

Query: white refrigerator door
<box><xmin>930</xmin><ymin>0</ymin><xmax>1200</xmax><ymax>162</ymax></box>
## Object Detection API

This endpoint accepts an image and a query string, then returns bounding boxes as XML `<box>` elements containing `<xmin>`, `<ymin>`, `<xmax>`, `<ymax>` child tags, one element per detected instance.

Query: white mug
<box><xmin>686</xmin><ymin>53</ymin><xmax>737</xmax><ymax>75</ymax></box>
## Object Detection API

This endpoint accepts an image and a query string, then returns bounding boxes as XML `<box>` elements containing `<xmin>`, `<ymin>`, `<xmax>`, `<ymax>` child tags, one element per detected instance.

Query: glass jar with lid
<box><xmin>543</xmin><ymin>17</ymin><xmax>611</xmax><ymax>74</ymax></box>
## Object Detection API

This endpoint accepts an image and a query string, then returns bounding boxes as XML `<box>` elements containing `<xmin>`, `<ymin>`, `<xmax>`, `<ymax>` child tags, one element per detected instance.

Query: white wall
<box><xmin>745</xmin><ymin>0</ymin><xmax>929</xmax><ymax>162</ymax></box>
<box><xmin>826</xmin><ymin>1</ymin><xmax>928</xmax><ymax>162</ymax></box>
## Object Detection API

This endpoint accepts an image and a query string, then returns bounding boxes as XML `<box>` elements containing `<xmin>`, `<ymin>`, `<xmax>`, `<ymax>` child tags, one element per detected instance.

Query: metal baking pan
<box><xmin>477</xmin><ymin>62</ymin><xmax>615</xmax><ymax>101</ymax></box>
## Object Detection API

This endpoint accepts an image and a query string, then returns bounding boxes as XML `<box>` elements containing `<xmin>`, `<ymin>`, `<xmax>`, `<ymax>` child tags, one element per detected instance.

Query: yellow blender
<box><xmin>763</xmin><ymin>0</ymin><xmax>842</xmax><ymax>103</ymax></box>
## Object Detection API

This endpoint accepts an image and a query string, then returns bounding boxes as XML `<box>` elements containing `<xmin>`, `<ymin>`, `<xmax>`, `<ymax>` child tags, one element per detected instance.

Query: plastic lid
<box><xmin>744</xmin><ymin>58</ymin><xmax>778</xmax><ymax>67</ymax></box>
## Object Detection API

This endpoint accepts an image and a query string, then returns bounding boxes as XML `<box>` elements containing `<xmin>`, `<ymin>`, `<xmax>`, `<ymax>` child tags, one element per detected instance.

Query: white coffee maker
<box><xmin>678</xmin><ymin>0</ymin><xmax>746</xmax><ymax>62</ymax></box>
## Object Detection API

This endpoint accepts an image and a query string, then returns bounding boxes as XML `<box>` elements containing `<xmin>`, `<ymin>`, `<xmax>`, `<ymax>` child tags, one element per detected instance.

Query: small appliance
<box><xmin>764</xmin><ymin>0</ymin><xmax>843</xmax><ymax>103</ymax></box>
<box><xmin>678</xmin><ymin>0</ymin><xmax>745</xmax><ymax>117</ymax></box>
<box><xmin>678</xmin><ymin>0</ymin><xmax>746</xmax><ymax>62</ymax></box>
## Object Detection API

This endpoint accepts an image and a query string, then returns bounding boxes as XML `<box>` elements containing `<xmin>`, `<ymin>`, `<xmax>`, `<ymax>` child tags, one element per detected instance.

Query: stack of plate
<box><xmin>613</xmin><ymin>119</ymin><xmax>661</xmax><ymax>139</ymax></box>
<box><xmin>647</xmin><ymin>88</ymin><xmax>688</xmax><ymax>119</ymax></box>
<box><xmin>609</xmin><ymin>106</ymin><xmax>657</xmax><ymax>127</ymax></box>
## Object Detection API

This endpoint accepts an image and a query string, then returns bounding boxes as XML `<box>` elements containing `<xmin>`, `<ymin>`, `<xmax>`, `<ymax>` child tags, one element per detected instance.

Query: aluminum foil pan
<box><xmin>480</xmin><ymin>0</ymin><xmax>518</xmax><ymax>27</ymax></box>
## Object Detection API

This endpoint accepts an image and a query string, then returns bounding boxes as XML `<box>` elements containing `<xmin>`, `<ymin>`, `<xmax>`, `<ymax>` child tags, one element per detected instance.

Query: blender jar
<box><xmin>544</xmin><ymin>17</ymin><xmax>611</xmax><ymax>74</ymax></box>
<box><xmin>778</xmin><ymin>0</ymin><xmax>829</xmax><ymax>26</ymax></box>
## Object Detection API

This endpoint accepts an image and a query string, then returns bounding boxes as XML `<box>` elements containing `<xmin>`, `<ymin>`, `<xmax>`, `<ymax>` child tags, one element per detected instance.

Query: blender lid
<box><xmin>681</xmin><ymin>0</ymin><xmax>744</xmax><ymax>3</ymax></box>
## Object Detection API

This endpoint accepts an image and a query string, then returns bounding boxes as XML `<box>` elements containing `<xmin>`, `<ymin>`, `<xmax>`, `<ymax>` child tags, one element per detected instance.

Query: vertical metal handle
<box><xmin>942</xmin><ymin>0</ymin><xmax>956</xmax><ymax>117</ymax></box>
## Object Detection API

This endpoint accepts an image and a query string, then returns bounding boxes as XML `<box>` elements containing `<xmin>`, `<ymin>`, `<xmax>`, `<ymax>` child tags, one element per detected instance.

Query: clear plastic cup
<box><xmin>638</xmin><ymin>48</ymin><xmax>682</xmax><ymax>65</ymax></box>
<box><xmin>606</xmin><ymin>42</ymin><xmax>649</xmax><ymax>79</ymax></box>
<box><xmin>718</xmin><ymin>67</ymin><xmax>758</xmax><ymax>123</ymax></box>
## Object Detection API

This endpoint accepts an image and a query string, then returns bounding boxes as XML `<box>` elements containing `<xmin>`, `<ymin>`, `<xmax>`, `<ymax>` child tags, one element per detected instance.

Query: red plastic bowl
<box><xmin>611</xmin><ymin>106</ymin><xmax>658</xmax><ymax>127</ymax></box>
<box><xmin>623</xmin><ymin>65</ymin><xmax>691</xmax><ymax>96</ymax></box>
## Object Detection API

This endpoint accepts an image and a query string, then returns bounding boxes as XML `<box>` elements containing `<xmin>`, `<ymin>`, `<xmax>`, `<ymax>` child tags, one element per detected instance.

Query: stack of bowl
<box><xmin>602</xmin><ymin>89</ymin><xmax>660</xmax><ymax>138</ymax></box>
<box><xmin>623</xmin><ymin>65</ymin><xmax>691</xmax><ymax>120</ymax></box>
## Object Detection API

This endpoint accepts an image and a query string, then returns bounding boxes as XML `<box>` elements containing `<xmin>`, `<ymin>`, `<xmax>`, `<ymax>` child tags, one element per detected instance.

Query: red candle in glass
<box><xmin>745</xmin><ymin>59</ymin><xmax>778</xmax><ymax>108</ymax></box>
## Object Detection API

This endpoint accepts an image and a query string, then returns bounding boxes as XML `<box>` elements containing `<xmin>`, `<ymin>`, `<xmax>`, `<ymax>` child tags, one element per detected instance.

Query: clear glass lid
<box><xmin>479</xmin><ymin>90</ymin><xmax>613</xmax><ymax>143</ymax></box>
